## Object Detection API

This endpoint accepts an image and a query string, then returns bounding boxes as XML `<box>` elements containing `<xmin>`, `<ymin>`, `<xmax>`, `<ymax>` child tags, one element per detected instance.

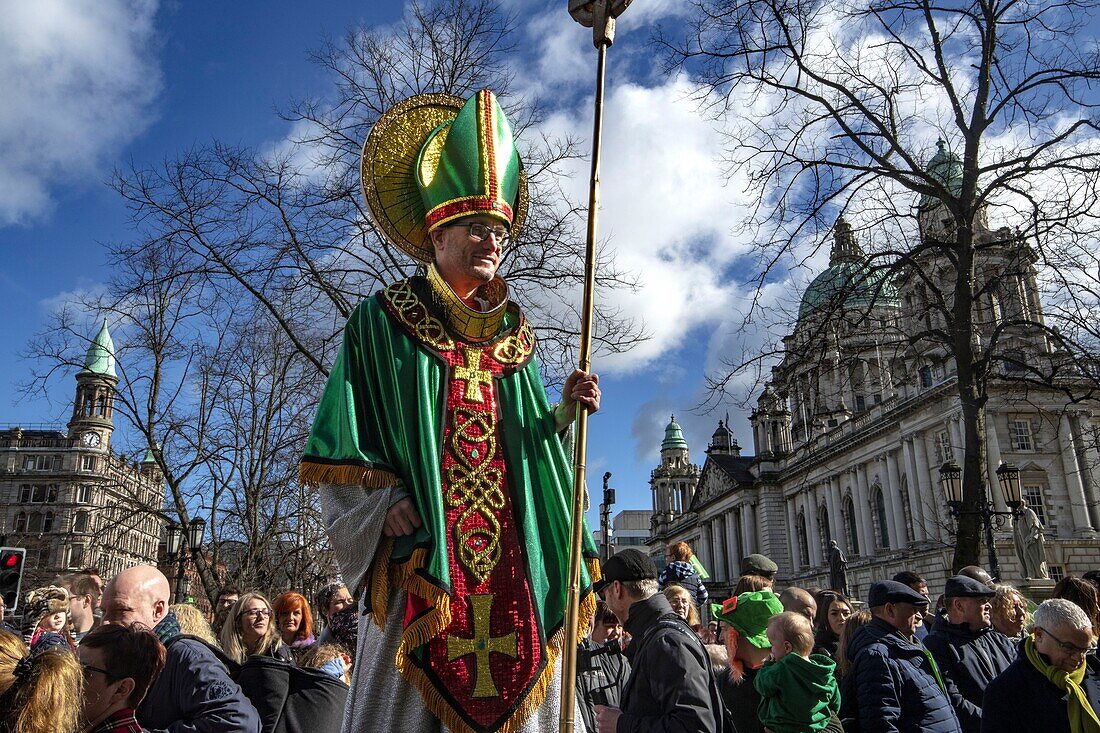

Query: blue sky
<box><xmin>9</xmin><ymin>0</ymin><xmax>1087</xmax><ymax>526</ymax></box>
<box><xmin>0</xmin><ymin>0</ymin><xmax>760</xmax><ymax>526</ymax></box>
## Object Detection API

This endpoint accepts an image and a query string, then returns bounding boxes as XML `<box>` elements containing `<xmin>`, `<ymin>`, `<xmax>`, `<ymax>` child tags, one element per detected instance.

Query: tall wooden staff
<box><xmin>560</xmin><ymin>0</ymin><xmax>631</xmax><ymax>730</ymax></box>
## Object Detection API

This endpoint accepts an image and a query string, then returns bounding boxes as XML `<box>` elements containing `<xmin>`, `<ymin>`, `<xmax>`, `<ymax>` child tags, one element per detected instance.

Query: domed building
<box><xmin>647</xmin><ymin>143</ymin><xmax>1100</xmax><ymax>602</ymax></box>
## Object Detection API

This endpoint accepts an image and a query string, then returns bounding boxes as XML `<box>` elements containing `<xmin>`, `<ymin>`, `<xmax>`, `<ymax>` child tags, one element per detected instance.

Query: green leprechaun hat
<box><xmin>361</xmin><ymin>89</ymin><xmax>528</xmax><ymax>263</ymax></box>
<box><xmin>711</xmin><ymin>590</ymin><xmax>783</xmax><ymax>649</ymax></box>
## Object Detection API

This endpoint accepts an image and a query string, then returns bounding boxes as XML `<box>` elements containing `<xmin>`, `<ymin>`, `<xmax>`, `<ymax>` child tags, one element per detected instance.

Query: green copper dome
<box><xmin>140</xmin><ymin>448</ymin><xmax>157</xmax><ymax>464</ymax></box>
<box><xmin>920</xmin><ymin>139</ymin><xmax>962</xmax><ymax>207</ymax></box>
<box><xmin>661</xmin><ymin>414</ymin><xmax>689</xmax><ymax>451</ymax></box>
<box><xmin>798</xmin><ymin>217</ymin><xmax>899</xmax><ymax>321</ymax></box>
<box><xmin>82</xmin><ymin>319</ymin><xmax>117</xmax><ymax>378</ymax></box>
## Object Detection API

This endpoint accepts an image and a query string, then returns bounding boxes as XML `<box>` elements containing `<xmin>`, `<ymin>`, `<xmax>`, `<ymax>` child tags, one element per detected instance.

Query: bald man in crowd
<box><xmin>780</xmin><ymin>587</ymin><xmax>818</xmax><ymax>623</ymax></box>
<box><xmin>101</xmin><ymin>565</ymin><xmax>260</xmax><ymax>733</ymax></box>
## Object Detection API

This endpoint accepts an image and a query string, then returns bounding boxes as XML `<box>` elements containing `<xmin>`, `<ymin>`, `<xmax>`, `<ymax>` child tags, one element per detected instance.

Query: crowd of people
<box><xmin>0</xmin><ymin>565</ymin><xmax>358</xmax><ymax>733</ymax></box>
<box><xmin>2</xmin><ymin>548</ymin><xmax>1100</xmax><ymax>732</ymax></box>
<box><xmin>579</xmin><ymin>542</ymin><xmax>1100</xmax><ymax>733</ymax></box>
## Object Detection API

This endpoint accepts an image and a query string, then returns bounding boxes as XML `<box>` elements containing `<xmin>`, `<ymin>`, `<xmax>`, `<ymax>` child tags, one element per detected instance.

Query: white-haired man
<box><xmin>981</xmin><ymin>598</ymin><xmax>1100</xmax><ymax>732</ymax></box>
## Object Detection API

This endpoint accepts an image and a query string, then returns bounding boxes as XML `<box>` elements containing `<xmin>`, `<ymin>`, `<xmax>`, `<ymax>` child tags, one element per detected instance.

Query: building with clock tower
<box><xmin>0</xmin><ymin>320</ymin><xmax>165</xmax><ymax>594</ymax></box>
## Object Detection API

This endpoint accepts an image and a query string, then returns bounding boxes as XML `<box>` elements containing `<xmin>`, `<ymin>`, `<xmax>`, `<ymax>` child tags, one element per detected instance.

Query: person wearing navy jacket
<box><xmin>839</xmin><ymin>580</ymin><xmax>962</xmax><ymax>733</ymax></box>
<box><xmin>101</xmin><ymin>565</ymin><xmax>261</xmax><ymax>733</ymax></box>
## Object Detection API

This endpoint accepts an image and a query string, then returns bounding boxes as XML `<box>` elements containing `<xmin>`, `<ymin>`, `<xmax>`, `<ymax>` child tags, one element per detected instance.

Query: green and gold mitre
<box><xmin>361</xmin><ymin>90</ymin><xmax>528</xmax><ymax>263</ymax></box>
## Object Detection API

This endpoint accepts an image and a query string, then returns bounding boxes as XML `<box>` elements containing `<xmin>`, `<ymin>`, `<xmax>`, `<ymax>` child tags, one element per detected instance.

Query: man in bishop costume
<box><xmin>300</xmin><ymin>90</ymin><xmax>602</xmax><ymax>733</ymax></box>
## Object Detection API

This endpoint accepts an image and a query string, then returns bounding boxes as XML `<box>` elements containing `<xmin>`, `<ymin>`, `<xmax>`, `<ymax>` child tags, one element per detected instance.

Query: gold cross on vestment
<box><xmin>453</xmin><ymin>348</ymin><xmax>493</xmax><ymax>403</ymax></box>
<box><xmin>446</xmin><ymin>593</ymin><xmax>517</xmax><ymax>698</ymax></box>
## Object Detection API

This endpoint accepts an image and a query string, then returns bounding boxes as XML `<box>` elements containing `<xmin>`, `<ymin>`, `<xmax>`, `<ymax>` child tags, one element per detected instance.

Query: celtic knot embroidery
<box><xmin>491</xmin><ymin>319</ymin><xmax>535</xmax><ymax>366</ymax></box>
<box><xmin>383</xmin><ymin>281</ymin><xmax>455</xmax><ymax>352</ymax></box>
<box><xmin>444</xmin><ymin>406</ymin><xmax>505</xmax><ymax>583</ymax></box>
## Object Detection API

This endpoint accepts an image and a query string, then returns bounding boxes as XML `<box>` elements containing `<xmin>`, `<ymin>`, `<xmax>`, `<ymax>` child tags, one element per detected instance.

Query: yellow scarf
<box><xmin>1025</xmin><ymin>633</ymin><xmax>1100</xmax><ymax>733</ymax></box>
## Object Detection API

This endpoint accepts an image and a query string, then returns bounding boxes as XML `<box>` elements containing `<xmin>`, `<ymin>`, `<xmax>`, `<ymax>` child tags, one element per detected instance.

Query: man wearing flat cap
<box><xmin>593</xmin><ymin>549</ymin><xmax>726</xmax><ymax>733</ymax></box>
<box><xmin>840</xmin><ymin>580</ymin><xmax>962</xmax><ymax>733</ymax></box>
<box><xmin>740</xmin><ymin>553</ymin><xmax>779</xmax><ymax>588</ymax></box>
<box><xmin>924</xmin><ymin>576</ymin><xmax>1016</xmax><ymax>733</ymax></box>
<box><xmin>301</xmin><ymin>90</ymin><xmax>601</xmax><ymax>733</ymax></box>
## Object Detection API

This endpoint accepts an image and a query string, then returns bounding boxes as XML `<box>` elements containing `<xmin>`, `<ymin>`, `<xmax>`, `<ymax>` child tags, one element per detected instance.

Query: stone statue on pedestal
<box><xmin>1013</xmin><ymin>499</ymin><xmax>1049</xmax><ymax>580</ymax></box>
<box><xmin>828</xmin><ymin>540</ymin><xmax>850</xmax><ymax>597</ymax></box>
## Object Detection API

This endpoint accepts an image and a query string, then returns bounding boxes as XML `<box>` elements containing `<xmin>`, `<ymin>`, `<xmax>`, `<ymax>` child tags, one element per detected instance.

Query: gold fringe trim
<box><xmin>298</xmin><ymin>461</ymin><xmax>396</xmax><ymax>488</ymax></box>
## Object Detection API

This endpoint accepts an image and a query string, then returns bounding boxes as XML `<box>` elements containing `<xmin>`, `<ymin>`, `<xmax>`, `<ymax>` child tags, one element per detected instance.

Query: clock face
<box><xmin>82</xmin><ymin>432</ymin><xmax>101</xmax><ymax>447</ymax></box>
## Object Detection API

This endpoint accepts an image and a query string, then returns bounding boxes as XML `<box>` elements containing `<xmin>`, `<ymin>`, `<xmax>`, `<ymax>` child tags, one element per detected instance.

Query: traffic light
<box><xmin>0</xmin><ymin>547</ymin><xmax>26</xmax><ymax>612</ymax></box>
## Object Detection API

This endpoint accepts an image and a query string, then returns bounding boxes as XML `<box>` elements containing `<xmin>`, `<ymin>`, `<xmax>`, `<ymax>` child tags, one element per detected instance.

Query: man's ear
<box><xmin>113</xmin><ymin>676</ymin><xmax>137</xmax><ymax>706</ymax></box>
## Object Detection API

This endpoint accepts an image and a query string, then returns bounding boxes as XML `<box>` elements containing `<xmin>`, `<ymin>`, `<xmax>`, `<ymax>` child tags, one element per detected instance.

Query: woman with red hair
<box><xmin>273</xmin><ymin>592</ymin><xmax>316</xmax><ymax>657</ymax></box>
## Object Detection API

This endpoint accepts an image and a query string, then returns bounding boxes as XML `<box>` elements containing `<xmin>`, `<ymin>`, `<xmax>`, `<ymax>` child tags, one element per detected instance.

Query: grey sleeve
<box><xmin>318</xmin><ymin>481</ymin><xmax>402</xmax><ymax>596</ymax></box>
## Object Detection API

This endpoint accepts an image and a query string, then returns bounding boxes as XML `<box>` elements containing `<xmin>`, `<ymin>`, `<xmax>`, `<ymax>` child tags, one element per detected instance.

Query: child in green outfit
<box><xmin>754</xmin><ymin>611</ymin><xmax>841</xmax><ymax>733</ymax></box>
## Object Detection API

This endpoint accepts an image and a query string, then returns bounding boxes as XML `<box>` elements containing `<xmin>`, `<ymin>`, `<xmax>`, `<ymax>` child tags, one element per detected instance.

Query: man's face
<box><xmin>787</xmin><ymin>595</ymin><xmax>817</xmax><ymax>623</ymax></box>
<box><xmin>216</xmin><ymin>593</ymin><xmax>239</xmax><ymax>614</ymax></box>
<box><xmin>1034</xmin><ymin>623</ymin><xmax>1095</xmax><ymax>673</ymax></box>
<box><xmin>952</xmin><ymin>596</ymin><xmax>992</xmax><ymax>631</ymax></box>
<box><xmin>431</xmin><ymin>216</ymin><xmax>504</xmax><ymax>293</ymax></box>
<box><xmin>101</xmin><ymin>582</ymin><xmax>158</xmax><ymax>629</ymax></box>
<box><xmin>79</xmin><ymin>645</ymin><xmax>129</xmax><ymax>727</ymax></box>
<box><xmin>70</xmin><ymin>592</ymin><xmax>94</xmax><ymax>630</ymax></box>
<box><xmin>599</xmin><ymin>582</ymin><xmax>631</xmax><ymax>625</ymax></box>
<box><xmin>89</xmin><ymin>575</ymin><xmax>104</xmax><ymax>608</ymax></box>
<box><xmin>884</xmin><ymin>601</ymin><xmax>924</xmax><ymax>637</ymax></box>
<box><xmin>327</xmin><ymin>586</ymin><xmax>354</xmax><ymax>619</ymax></box>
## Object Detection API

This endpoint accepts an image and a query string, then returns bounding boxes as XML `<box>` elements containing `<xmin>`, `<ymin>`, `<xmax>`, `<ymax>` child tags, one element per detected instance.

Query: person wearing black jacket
<box><xmin>592</xmin><ymin>548</ymin><xmax>726</xmax><ymax>733</ymax></box>
<box><xmin>925</xmin><ymin>576</ymin><xmax>1016</xmax><ymax>733</ymax></box>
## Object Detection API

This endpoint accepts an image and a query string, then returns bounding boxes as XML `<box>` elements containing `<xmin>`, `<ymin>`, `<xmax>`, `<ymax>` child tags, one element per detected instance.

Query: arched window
<box><xmin>797</xmin><ymin>511</ymin><xmax>810</xmax><ymax>567</ymax></box>
<box><xmin>73</xmin><ymin>512</ymin><xmax>89</xmax><ymax>533</ymax></box>
<box><xmin>28</xmin><ymin>512</ymin><xmax>43</xmax><ymax>533</ymax></box>
<box><xmin>819</xmin><ymin>505</ymin><xmax>832</xmax><ymax>551</ymax></box>
<box><xmin>843</xmin><ymin>495</ymin><xmax>860</xmax><ymax>555</ymax></box>
<box><xmin>873</xmin><ymin>487</ymin><xmax>890</xmax><ymax>549</ymax></box>
<box><xmin>42</xmin><ymin>511</ymin><xmax>55</xmax><ymax>533</ymax></box>
<box><xmin>14</xmin><ymin>511</ymin><xmax>27</xmax><ymax>533</ymax></box>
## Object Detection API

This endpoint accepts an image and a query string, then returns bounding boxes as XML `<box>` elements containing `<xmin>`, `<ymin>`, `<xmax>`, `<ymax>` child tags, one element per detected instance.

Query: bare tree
<box><xmin>112</xmin><ymin>0</ymin><xmax>644</xmax><ymax>387</ymax></box>
<box><xmin>662</xmin><ymin>0</ymin><xmax>1100</xmax><ymax>568</ymax></box>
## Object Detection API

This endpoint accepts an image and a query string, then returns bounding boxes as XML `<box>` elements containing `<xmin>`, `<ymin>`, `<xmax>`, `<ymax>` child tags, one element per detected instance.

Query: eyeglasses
<box><xmin>82</xmin><ymin>662</ymin><xmax>113</xmax><ymax>680</ymax></box>
<box><xmin>1037</xmin><ymin>627</ymin><xmax>1098</xmax><ymax>655</ymax></box>
<box><xmin>446</xmin><ymin>222</ymin><xmax>511</xmax><ymax>245</ymax></box>
<box><xmin>242</xmin><ymin>608</ymin><xmax>272</xmax><ymax>619</ymax></box>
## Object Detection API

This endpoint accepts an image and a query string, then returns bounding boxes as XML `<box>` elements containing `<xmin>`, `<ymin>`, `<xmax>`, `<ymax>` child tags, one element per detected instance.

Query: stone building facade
<box><xmin>0</xmin><ymin>321</ymin><xmax>165</xmax><ymax>594</ymax></box>
<box><xmin>648</xmin><ymin>145</ymin><xmax>1100</xmax><ymax>603</ymax></box>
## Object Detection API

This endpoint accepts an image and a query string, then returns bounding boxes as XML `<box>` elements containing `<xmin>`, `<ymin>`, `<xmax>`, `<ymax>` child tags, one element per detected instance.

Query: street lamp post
<box><xmin>166</xmin><ymin>517</ymin><xmax>205</xmax><ymax>603</ymax></box>
<box><xmin>939</xmin><ymin>460</ymin><xmax>1024</xmax><ymax>581</ymax></box>
<box><xmin>600</xmin><ymin>472</ymin><xmax>615</xmax><ymax>562</ymax></box>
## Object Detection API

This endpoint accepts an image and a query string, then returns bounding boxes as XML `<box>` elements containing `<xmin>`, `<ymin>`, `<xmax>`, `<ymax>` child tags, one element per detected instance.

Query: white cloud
<box><xmin>533</xmin><ymin>75</ymin><xmax>760</xmax><ymax>374</ymax></box>
<box><xmin>0</xmin><ymin>0</ymin><xmax>161</xmax><ymax>225</ymax></box>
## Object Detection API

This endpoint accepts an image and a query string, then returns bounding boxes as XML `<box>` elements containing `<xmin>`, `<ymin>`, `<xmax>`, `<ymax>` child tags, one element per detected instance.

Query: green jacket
<box><xmin>755</xmin><ymin>653</ymin><xmax>841</xmax><ymax>733</ymax></box>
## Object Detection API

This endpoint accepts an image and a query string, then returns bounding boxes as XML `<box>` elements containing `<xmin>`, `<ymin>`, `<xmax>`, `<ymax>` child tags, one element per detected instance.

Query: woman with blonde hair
<box><xmin>0</xmin><ymin>629</ymin><xmax>83</xmax><ymax>733</ymax></box>
<box><xmin>663</xmin><ymin>584</ymin><xmax>701</xmax><ymax>626</ymax></box>
<box><xmin>835</xmin><ymin>608</ymin><xmax>873</xmax><ymax>679</ymax></box>
<box><xmin>219</xmin><ymin>592</ymin><xmax>293</xmax><ymax>664</ymax></box>
<box><xmin>169</xmin><ymin>603</ymin><xmax>218</xmax><ymax>645</ymax></box>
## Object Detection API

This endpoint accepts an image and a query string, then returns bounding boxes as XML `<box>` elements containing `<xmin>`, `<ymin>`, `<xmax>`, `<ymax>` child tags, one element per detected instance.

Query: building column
<box><xmin>713</xmin><ymin>518</ymin><xmax>728</xmax><ymax>582</ymax></box>
<box><xmin>698</xmin><ymin>521</ymin><xmax>713</xmax><ymax>574</ymax></box>
<box><xmin>787</xmin><ymin>498</ymin><xmax>801</xmax><ymax>572</ymax></box>
<box><xmin>912</xmin><ymin>432</ymin><xmax>943</xmax><ymax>542</ymax></box>
<box><xmin>1069</xmin><ymin>412</ymin><xmax>1100</xmax><ymax>530</ymax></box>
<box><xmin>985</xmin><ymin>413</ymin><xmax>1009</xmax><ymax>512</ymax></box>
<box><xmin>876</xmin><ymin>455</ymin><xmax>901</xmax><ymax>551</ymax></box>
<box><xmin>886</xmin><ymin>449</ymin><xmax>908</xmax><ymax>546</ymax></box>
<box><xmin>806</xmin><ymin>490</ymin><xmax>823</xmax><ymax>565</ymax></box>
<box><xmin>827</xmin><ymin>476</ymin><xmax>843</xmax><ymax>550</ymax></box>
<box><xmin>854</xmin><ymin>464</ymin><xmax>875</xmax><ymax>555</ymax></box>
<box><xmin>1059</xmin><ymin>413</ymin><xmax>1096</xmax><ymax>536</ymax></box>
<box><xmin>725</xmin><ymin>511</ymin><xmax>740</xmax><ymax>580</ymax></box>
<box><xmin>902</xmin><ymin>436</ymin><xmax>928</xmax><ymax>542</ymax></box>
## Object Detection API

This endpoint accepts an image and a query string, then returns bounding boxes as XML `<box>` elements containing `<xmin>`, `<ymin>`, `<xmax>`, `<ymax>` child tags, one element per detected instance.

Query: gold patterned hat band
<box><xmin>361</xmin><ymin>90</ymin><xmax>529</xmax><ymax>264</ymax></box>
